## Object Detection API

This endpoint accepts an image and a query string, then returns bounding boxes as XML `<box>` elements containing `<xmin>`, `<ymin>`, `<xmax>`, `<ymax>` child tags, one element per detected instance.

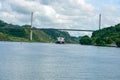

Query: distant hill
<box><xmin>0</xmin><ymin>20</ymin><xmax>79</xmax><ymax>43</ymax></box>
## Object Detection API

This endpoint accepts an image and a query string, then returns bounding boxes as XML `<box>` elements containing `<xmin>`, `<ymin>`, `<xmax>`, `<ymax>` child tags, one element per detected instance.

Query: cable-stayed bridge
<box><xmin>29</xmin><ymin>12</ymin><xmax>101</xmax><ymax>40</ymax></box>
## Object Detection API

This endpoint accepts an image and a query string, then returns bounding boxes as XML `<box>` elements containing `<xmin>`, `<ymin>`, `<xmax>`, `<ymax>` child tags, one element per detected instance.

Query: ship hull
<box><xmin>56</xmin><ymin>41</ymin><xmax>65</xmax><ymax>44</ymax></box>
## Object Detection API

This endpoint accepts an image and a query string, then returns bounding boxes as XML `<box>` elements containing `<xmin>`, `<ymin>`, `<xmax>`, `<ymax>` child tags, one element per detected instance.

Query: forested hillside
<box><xmin>92</xmin><ymin>24</ymin><xmax>120</xmax><ymax>47</ymax></box>
<box><xmin>0</xmin><ymin>20</ymin><xmax>79</xmax><ymax>43</ymax></box>
<box><xmin>79</xmin><ymin>24</ymin><xmax>120</xmax><ymax>47</ymax></box>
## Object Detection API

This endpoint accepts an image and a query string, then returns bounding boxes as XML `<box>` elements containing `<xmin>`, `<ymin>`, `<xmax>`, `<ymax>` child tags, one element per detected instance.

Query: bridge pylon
<box><xmin>99</xmin><ymin>14</ymin><xmax>101</xmax><ymax>30</ymax></box>
<box><xmin>30</xmin><ymin>12</ymin><xmax>33</xmax><ymax>41</ymax></box>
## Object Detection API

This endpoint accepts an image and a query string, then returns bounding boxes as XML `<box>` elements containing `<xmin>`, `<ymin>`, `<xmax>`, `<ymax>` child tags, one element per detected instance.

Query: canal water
<box><xmin>0</xmin><ymin>42</ymin><xmax>120</xmax><ymax>80</ymax></box>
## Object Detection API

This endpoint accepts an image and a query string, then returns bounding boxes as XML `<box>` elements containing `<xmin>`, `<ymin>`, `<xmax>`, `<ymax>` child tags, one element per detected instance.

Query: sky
<box><xmin>0</xmin><ymin>0</ymin><xmax>120</xmax><ymax>36</ymax></box>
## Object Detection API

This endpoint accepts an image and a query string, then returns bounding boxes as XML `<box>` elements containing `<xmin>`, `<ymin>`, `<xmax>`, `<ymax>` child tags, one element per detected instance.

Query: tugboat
<box><xmin>56</xmin><ymin>37</ymin><xmax>65</xmax><ymax>44</ymax></box>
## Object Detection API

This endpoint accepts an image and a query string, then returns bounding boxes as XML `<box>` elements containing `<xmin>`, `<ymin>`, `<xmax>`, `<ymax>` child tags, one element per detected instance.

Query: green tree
<box><xmin>115</xmin><ymin>39</ymin><xmax>120</xmax><ymax>47</ymax></box>
<box><xmin>79</xmin><ymin>35</ymin><xmax>92</xmax><ymax>45</ymax></box>
<box><xmin>94</xmin><ymin>38</ymin><xmax>106</xmax><ymax>46</ymax></box>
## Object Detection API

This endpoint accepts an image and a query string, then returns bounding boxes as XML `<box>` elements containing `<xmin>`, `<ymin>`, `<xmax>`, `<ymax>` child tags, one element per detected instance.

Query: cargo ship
<box><xmin>56</xmin><ymin>37</ymin><xmax>65</xmax><ymax>44</ymax></box>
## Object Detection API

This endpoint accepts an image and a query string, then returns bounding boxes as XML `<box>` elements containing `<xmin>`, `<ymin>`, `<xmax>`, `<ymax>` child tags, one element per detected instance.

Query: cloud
<box><xmin>0</xmin><ymin>3</ymin><xmax>1</xmax><ymax>10</ymax></box>
<box><xmin>0</xmin><ymin>0</ymin><xmax>120</xmax><ymax>36</ymax></box>
<box><xmin>100</xmin><ymin>6</ymin><xmax>120</xmax><ymax>28</ymax></box>
<box><xmin>69</xmin><ymin>0</ymin><xmax>94</xmax><ymax>11</ymax></box>
<box><xmin>9</xmin><ymin>0</ymin><xmax>42</xmax><ymax>14</ymax></box>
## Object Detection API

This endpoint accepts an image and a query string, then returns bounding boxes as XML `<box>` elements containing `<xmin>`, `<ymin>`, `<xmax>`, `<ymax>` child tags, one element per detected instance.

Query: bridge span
<box><xmin>32</xmin><ymin>28</ymin><xmax>95</xmax><ymax>32</ymax></box>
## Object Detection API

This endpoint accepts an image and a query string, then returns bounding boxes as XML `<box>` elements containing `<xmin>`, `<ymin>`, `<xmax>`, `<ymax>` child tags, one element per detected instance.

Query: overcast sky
<box><xmin>0</xmin><ymin>0</ymin><xmax>120</xmax><ymax>36</ymax></box>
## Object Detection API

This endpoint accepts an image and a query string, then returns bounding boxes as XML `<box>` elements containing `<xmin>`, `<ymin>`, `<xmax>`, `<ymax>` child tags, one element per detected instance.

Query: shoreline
<box><xmin>0</xmin><ymin>40</ymin><xmax>119</xmax><ymax>48</ymax></box>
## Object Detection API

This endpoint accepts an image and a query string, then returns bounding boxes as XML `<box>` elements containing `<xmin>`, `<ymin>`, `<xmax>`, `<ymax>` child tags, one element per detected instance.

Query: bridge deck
<box><xmin>0</xmin><ymin>27</ymin><xmax>95</xmax><ymax>32</ymax></box>
<box><xmin>32</xmin><ymin>28</ymin><xmax>95</xmax><ymax>32</ymax></box>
